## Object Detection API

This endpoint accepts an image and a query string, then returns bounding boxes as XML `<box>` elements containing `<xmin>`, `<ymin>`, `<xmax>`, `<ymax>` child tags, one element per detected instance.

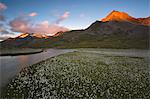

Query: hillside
<box><xmin>28</xmin><ymin>21</ymin><xmax>149</xmax><ymax>49</ymax></box>
<box><xmin>1</xmin><ymin>11</ymin><xmax>149</xmax><ymax>49</ymax></box>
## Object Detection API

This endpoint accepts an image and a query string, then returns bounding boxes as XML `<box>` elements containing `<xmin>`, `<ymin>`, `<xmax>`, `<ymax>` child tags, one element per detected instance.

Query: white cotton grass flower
<box><xmin>3</xmin><ymin>51</ymin><xmax>150</xmax><ymax>98</ymax></box>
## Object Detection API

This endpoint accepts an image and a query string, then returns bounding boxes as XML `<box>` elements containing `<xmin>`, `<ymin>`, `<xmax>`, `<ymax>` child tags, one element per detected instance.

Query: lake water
<box><xmin>0</xmin><ymin>49</ymin><xmax>74</xmax><ymax>88</ymax></box>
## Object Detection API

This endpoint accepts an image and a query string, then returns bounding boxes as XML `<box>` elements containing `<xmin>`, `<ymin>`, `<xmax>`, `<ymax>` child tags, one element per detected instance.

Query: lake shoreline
<box><xmin>0</xmin><ymin>49</ymin><xmax>75</xmax><ymax>89</ymax></box>
<box><xmin>0</xmin><ymin>50</ymin><xmax>43</xmax><ymax>56</ymax></box>
<box><xmin>1</xmin><ymin>49</ymin><xmax>149</xmax><ymax>98</ymax></box>
<box><xmin>0</xmin><ymin>48</ymin><xmax>44</xmax><ymax>56</ymax></box>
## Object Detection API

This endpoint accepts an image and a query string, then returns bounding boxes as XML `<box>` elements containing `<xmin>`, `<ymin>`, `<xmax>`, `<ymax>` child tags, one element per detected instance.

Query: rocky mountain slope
<box><xmin>1</xmin><ymin>11</ymin><xmax>149</xmax><ymax>49</ymax></box>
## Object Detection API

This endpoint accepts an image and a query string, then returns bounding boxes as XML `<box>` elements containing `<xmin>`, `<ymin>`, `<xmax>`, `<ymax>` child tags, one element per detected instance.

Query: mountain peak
<box><xmin>110</xmin><ymin>10</ymin><xmax>127</xmax><ymax>14</ymax></box>
<box><xmin>101</xmin><ymin>10</ymin><xmax>136</xmax><ymax>22</ymax></box>
<box><xmin>15</xmin><ymin>33</ymin><xmax>50</xmax><ymax>39</ymax></box>
<box><xmin>110</xmin><ymin>10</ymin><xmax>125</xmax><ymax>14</ymax></box>
<box><xmin>16</xmin><ymin>33</ymin><xmax>30</xmax><ymax>38</ymax></box>
<box><xmin>101</xmin><ymin>10</ymin><xmax>150</xmax><ymax>26</ymax></box>
<box><xmin>15</xmin><ymin>31</ymin><xmax>66</xmax><ymax>39</ymax></box>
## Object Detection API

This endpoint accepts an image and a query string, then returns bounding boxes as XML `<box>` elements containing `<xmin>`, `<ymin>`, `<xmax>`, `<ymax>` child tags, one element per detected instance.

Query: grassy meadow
<box><xmin>1</xmin><ymin>50</ymin><xmax>149</xmax><ymax>98</ymax></box>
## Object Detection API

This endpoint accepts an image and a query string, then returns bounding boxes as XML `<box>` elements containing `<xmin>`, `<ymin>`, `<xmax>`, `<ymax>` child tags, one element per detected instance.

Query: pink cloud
<box><xmin>28</xmin><ymin>12</ymin><xmax>37</xmax><ymax>17</ymax></box>
<box><xmin>9</xmin><ymin>17</ymin><xmax>31</xmax><ymax>33</ymax></box>
<box><xmin>9</xmin><ymin>11</ymin><xmax>70</xmax><ymax>35</ymax></box>
<box><xmin>55</xmin><ymin>11</ymin><xmax>70</xmax><ymax>24</ymax></box>
<box><xmin>0</xmin><ymin>26</ymin><xmax>4</xmax><ymax>32</ymax></box>
<box><xmin>61</xmin><ymin>11</ymin><xmax>70</xmax><ymax>19</ymax></box>
<box><xmin>0</xmin><ymin>2</ymin><xmax>7</xmax><ymax>11</ymax></box>
<box><xmin>30</xmin><ymin>20</ymin><xmax>68</xmax><ymax>35</ymax></box>
<box><xmin>9</xmin><ymin>17</ymin><xmax>69</xmax><ymax>35</ymax></box>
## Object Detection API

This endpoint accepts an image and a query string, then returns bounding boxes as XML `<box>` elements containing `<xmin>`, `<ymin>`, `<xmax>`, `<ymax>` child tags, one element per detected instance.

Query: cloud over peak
<box><xmin>0</xmin><ymin>2</ymin><xmax>7</xmax><ymax>11</ymax></box>
<box><xmin>9</xmin><ymin>17</ymin><xmax>31</xmax><ymax>33</ymax></box>
<box><xmin>9</xmin><ymin>11</ymin><xmax>70</xmax><ymax>35</ymax></box>
<box><xmin>31</xmin><ymin>20</ymin><xmax>69</xmax><ymax>35</ymax></box>
<box><xmin>28</xmin><ymin>12</ymin><xmax>37</xmax><ymax>17</ymax></box>
<box><xmin>61</xmin><ymin>12</ymin><xmax>70</xmax><ymax>19</ymax></box>
<box><xmin>55</xmin><ymin>11</ymin><xmax>70</xmax><ymax>24</ymax></box>
<box><xmin>0</xmin><ymin>3</ymin><xmax>7</xmax><ymax>22</ymax></box>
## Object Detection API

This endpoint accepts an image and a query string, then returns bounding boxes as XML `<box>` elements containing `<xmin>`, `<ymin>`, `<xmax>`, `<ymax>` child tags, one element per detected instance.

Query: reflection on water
<box><xmin>0</xmin><ymin>49</ymin><xmax>74</xmax><ymax>88</ymax></box>
<box><xmin>19</xmin><ymin>55</ymin><xmax>29</xmax><ymax>69</ymax></box>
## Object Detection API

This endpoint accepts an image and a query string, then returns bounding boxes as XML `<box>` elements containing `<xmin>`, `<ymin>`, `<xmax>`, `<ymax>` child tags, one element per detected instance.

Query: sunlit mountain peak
<box><xmin>101</xmin><ymin>10</ymin><xmax>136</xmax><ymax>22</ymax></box>
<box><xmin>101</xmin><ymin>10</ymin><xmax>150</xmax><ymax>26</ymax></box>
<box><xmin>16</xmin><ymin>33</ymin><xmax>30</xmax><ymax>38</ymax></box>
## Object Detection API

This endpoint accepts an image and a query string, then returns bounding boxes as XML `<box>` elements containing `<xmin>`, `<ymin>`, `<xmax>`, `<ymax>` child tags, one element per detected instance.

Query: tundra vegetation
<box><xmin>1</xmin><ymin>50</ymin><xmax>149</xmax><ymax>98</ymax></box>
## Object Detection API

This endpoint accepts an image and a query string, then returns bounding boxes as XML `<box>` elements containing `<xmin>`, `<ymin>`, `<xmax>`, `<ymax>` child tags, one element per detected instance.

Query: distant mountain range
<box><xmin>1</xmin><ymin>10</ymin><xmax>149</xmax><ymax>49</ymax></box>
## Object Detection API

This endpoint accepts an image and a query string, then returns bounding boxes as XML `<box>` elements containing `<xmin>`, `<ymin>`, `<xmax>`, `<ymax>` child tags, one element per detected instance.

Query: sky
<box><xmin>0</xmin><ymin>0</ymin><xmax>149</xmax><ymax>40</ymax></box>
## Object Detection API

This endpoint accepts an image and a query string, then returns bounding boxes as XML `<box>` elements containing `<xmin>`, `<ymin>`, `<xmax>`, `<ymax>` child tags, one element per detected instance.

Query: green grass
<box><xmin>30</xmin><ymin>35</ymin><xmax>149</xmax><ymax>49</ymax></box>
<box><xmin>1</xmin><ymin>51</ymin><xmax>149</xmax><ymax>98</ymax></box>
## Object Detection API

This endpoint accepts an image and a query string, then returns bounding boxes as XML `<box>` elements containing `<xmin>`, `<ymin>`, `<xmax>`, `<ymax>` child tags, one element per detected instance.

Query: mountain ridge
<box><xmin>1</xmin><ymin>10</ymin><xmax>149</xmax><ymax>49</ymax></box>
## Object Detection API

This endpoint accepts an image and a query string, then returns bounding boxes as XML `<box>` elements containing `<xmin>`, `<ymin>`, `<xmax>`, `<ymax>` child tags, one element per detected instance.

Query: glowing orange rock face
<box><xmin>53</xmin><ymin>31</ymin><xmax>64</xmax><ymax>37</ymax></box>
<box><xmin>16</xmin><ymin>33</ymin><xmax>50</xmax><ymax>39</ymax></box>
<box><xmin>17</xmin><ymin>33</ymin><xmax>29</xmax><ymax>38</ymax></box>
<box><xmin>101</xmin><ymin>10</ymin><xmax>137</xmax><ymax>22</ymax></box>
<box><xmin>101</xmin><ymin>10</ymin><xmax>150</xmax><ymax>26</ymax></box>
<box><xmin>15</xmin><ymin>32</ymin><xmax>65</xmax><ymax>39</ymax></box>
<box><xmin>32</xmin><ymin>33</ymin><xmax>49</xmax><ymax>38</ymax></box>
